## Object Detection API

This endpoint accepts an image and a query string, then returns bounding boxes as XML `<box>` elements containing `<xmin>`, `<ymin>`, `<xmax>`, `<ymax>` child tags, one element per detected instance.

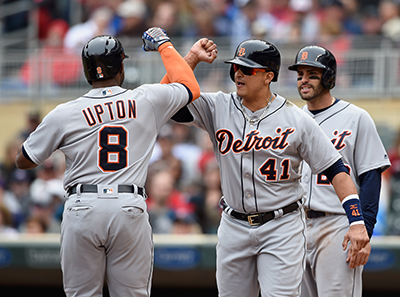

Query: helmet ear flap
<box><xmin>229</xmin><ymin>65</ymin><xmax>235</xmax><ymax>82</ymax></box>
<box><xmin>322</xmin><ymin>68</ymin><xmax>336</xmax><ymax>89</ymax></box>
<box><xmin>271</xmin><ymin>71</ymin><xmax>277</xmax><ymax>82</ymax></box>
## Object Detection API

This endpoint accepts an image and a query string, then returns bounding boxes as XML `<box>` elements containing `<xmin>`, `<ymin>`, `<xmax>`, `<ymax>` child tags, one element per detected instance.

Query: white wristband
<box><xmin>341</xmin><ymin>194</ymin><xmax>359</xmax><ymax>205</ymax></box>
<box><xmin>350</xmin><ymin>220</ymin><xmax>365</xmax><ymax>226</ymax></box>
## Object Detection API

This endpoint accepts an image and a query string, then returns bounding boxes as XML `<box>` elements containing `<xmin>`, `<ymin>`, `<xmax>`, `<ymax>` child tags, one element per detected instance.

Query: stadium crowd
<box><xmin>3</xmin><ymin>0</ymin><xmax>400</xmax><ymax>89</ymax></box>
<box><xmin>3</xmin><ymin>0</ymin><xmax>400</xmax><ymax>48</ymax></box>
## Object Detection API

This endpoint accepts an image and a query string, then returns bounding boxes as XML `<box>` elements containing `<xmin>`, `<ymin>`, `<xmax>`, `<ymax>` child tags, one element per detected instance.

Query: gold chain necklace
<box><xmin>240</xmin><ymin>93</ymin><xmax>273</xmax><ymax>126</ymax></box>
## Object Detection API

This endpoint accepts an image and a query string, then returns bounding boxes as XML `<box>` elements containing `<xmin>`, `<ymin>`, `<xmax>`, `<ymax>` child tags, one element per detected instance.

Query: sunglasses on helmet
<box><xmin>233</xmin><ymin>64</ymin><xmax>267</xmax><ymax>76</ymax></box>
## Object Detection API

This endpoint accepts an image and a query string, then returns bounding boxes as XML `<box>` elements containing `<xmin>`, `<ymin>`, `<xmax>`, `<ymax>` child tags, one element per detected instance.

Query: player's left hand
<box><xmin>142</xmin><ymin>27</ymin><xmax>171</xmax><ymax>51</ymax></box>
<box><xmin>346</xmin><ymin>241</ymin><xmax>371</xmax><ymax>269</ymax></box>
<box><xmin>183</xmin><ymin>38</ymin><xmax>218</xmax><ymax>69</ymax></box>
<box><xmin>342</xmin><ymin>224</ymin><xmax>369</xmax><ymax>268</ymax></box>
<box><xmin>189</xmin><ymin>38</ymin><xmax>218</xmax><ymax>64</ymax></box>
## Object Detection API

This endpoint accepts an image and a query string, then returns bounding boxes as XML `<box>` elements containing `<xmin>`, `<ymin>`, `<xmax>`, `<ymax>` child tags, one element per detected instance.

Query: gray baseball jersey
<box><xmin>300</xmin><ymin>99</ymin><xmax>391</xmax><ymax>297</ymax></box>
<box><xmin>301</xmin><ymin>100</ymin><xmax>391</xmax><ymax>213</ymax></box>
<box><xmin>23</xmin><ymin>84</ymin><xmax>190</xmax><ymax>190</ymax></box>
<box><xmin>185</xmin><ymin>92</ymin><xmax>341</xmax><ymax>297</ymax></box>
<box><xmin>22</xmin><ymin>83</ymin><xmax>191</xmax><ymax>297</ymax></box>
<box><xmin>188</xmin><ymin>92</ymin><xmax>341</xmax><ymax>212</ymax></box>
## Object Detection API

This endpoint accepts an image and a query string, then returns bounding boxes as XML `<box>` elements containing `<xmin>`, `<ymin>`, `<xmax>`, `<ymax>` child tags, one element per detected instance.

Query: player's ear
<box><xmin>264</xmin><ymin>71</ymin><xmax>274</xmax><ymax>85</ymax></box>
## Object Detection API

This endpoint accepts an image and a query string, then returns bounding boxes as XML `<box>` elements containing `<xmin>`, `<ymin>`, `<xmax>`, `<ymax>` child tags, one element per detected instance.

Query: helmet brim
<box><xmin>288</xmin><ymin>61</ymin><xmax>327</xmax><ymax>71</ymax></box>
<box><xmin>224</xmin><ymin>57</ymin><xmax>267</xmax><ymax>69</ymax></box>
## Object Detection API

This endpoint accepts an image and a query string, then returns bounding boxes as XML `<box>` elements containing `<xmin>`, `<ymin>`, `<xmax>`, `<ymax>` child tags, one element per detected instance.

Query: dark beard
<box><xmin>299</xmin><ymin>84</ymin><xmax>325</xmax><ymax>101</ymax></box>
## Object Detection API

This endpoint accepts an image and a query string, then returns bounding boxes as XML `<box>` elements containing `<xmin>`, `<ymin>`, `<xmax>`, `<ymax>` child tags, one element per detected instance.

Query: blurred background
<box><xmin>1</xmin><ymin>0</ymin><xmax>400</xmax><ymax>296</ymax></box>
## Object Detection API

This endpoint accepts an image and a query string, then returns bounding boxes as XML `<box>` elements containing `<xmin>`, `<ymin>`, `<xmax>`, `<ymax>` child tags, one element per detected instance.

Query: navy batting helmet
<box><xmin>288</xmin><ymin>45</ymin><xmax>336</xmax><ymax>90</ymax></box>
<box><xmin>225</xmin><ymin>39</ymin><xmax>281</xmax><ymax>82</ymax></box>
<box><xmin>82</xmin><ymin>35</ymin><xmax>128</xmax><ymax>85</ymax></box>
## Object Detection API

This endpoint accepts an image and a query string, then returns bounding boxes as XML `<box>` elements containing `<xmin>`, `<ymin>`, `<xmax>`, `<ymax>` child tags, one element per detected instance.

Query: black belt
<box><xmin>68</xmin><ymin>184</ymin><xmax>144</xmax><ymax>196</ymax></box>
<box><xmin>220</xmin><ymin>198</ymin><xmax>301</xmax><ymax>226</ymax></box>
<box><xmin>305</xmin><ymin>209</ymin><xmax>335</xmax><ymax>219</ymax></box>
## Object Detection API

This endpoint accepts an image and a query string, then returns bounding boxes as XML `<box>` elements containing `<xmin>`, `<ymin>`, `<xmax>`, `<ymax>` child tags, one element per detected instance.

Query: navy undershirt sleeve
<box><xmin>323</xmin><ymin>160</ymin><xmax>381</xmax><ymax>238</ymax></box>
<box><xmin>171</xmin><ymin>105</ymin><xmax>194</xmax><ymax>123</ymax></box>
<box><xmin>359</xmin><ymin>169</ymin><xmax>382</xmax><ymax>238</ymax></box>
<box><xmin>180</xmin><ymin>83</ymin><xmax>193</xmax><ymax>105</ymax></box>
<box><xmin>322</xmin><ymin>158</ymin><xmax>348</xmax><ymax>181</ymax></box>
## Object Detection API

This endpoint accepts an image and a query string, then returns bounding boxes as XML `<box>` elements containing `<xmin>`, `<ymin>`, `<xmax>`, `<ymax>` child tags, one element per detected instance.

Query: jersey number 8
<box><xmin>98</xmin><ymin>126</ymin><xmax>128</xmax><ymax>172</ymax></box>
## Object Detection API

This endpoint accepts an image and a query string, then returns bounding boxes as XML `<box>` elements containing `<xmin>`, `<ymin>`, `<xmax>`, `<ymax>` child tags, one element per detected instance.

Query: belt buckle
<box><xmin>248</xmin><ymin>214</ymin><xmax>260</xmax><ymax>226</ymax></box>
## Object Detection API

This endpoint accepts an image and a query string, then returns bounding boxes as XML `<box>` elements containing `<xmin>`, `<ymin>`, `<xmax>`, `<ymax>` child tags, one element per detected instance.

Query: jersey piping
<box><xmin>252</xmin><ymin>97</ymin><xmax>286</xmax><ymax>213</ymax></box>
<box><xmin>317</xmin><ymin>102</ymin><xmax>351</xmax><ymax>126</ymax></box>
<box><xmin>306</xmin><ymin>101</ymin><xmax>351</xmax><ymax>210</ymax></box>
<box><xmin>231</xmin><ymin>93</ymin><xmax>248</xmax><ymax>212</ymax></box>
<box><xmin>231</xmin><ymin>93</ymin><xmax>288</xmax><ymax>213</ymax></box>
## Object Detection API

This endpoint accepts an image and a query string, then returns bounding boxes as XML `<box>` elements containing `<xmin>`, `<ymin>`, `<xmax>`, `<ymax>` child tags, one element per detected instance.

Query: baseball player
<box><xmin>288</xmin><ymin>45</ymin><xmax>391</xmax><ymax>297</ymax></box>
<box><xmin>166</xmin><ymin>39</ymin><xmax>370</xmax><ymax>297</ymax></box>
<box><xmin>15</xmin><ymin>28</ymin><xmax>200</xmax><ymax>297</ymax></box>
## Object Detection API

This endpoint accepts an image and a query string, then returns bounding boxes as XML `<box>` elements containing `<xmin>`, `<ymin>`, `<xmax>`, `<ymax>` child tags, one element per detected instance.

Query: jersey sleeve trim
<box><xmin>357</xmin><ymin>162</ymin><xmax>391</xmax><ymax>177</ymax></box>
<box><xmin>22</xmin><ymin>143</ymin><xmax>40</xmax><ymax>165</ymax></box>
<box><xmin>179</xmin><ymin>83</ymin><xmax>193</xmax><ymax>104</ymax></box>
<box><xmin>22</xmin><ymin>145</ymin><xmax>35</xmax><ymax>164</ymax></box>
<box><xmin>322</xmin><ymin>158</ymin><xmax>348</xmax><ymax>182</ymax></box>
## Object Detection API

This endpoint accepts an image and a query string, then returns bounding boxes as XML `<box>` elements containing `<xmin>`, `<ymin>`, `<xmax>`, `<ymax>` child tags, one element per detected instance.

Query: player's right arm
<box><xmin>142</xmin><ymin>27</ymin><xmax>201</xmax><ymax>101</ymax></box>
<box><xmin>301</xmin><ymin>115</ymin><xmax>370</xmax><ymax>268</ymax></box>
<box><xmin>159</xmin><ymin>38</ymin><xmax>217</xmax><ymax>86</ymax></box>
<box><xmin>161</xmin><ymin>38</ymin><xmax>217</xmax><ymax>123</ymax></box>
<box><xmin>319</xmin><ymin>161</ymin><xmax>369</xmax><ymax>268</ymax></box>
<box><xmin>15</xmin><ymin>145</ymin><xmax>37</xmax><ymax>169</ymax></box>
<box><xmin>161</xmin><ymin>38</ymin><xmax>218</xmax><ymax>77</ymax></box>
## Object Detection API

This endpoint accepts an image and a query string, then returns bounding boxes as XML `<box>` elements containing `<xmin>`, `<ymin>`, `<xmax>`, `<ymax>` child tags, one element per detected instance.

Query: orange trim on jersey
<box><xmin>158</xmin><ymin>42</ymin><xmax>200</xmax><ymax>100</ymax></box>
<box><xmin>107</xmin><ymin>134</ymin><xmax>120</xmax><ymax>145</ymax></box>
<box><xmin>279</xmin><ymin>159</ymin><xmax>290</xmax><ymax>180</ymax></box>
<box><xmin>104</xmin><ymin>102</ymin><xmax>114</xmax><ymax>120</ymax></box>
<box><xmin>82</xmin><ymin>107</ymin><xmax>96</xmax><ymax>126</ymax></box>
<box><xmin>94</xmin><ymin>104</ymin><xmax>104</xmax><ymax>124</ymax></box>
<box><xmin>116</xmin><ymin>100</ymin><xmax>126</xmax><ymax>119</ymax></box>
<box><xmin>107</xmin><ymin>152</ymin><xmax>120</xmax><ymax>163</ymax></box>
<box><xmin>98</xmin><ymin>125</ymin><xmax>129</xmax><ymax>173</ymax></box>
<box><xmin>127</xmin><ymin>100</ymin><xmax>137</xmax><ymax>118</ymax></box>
